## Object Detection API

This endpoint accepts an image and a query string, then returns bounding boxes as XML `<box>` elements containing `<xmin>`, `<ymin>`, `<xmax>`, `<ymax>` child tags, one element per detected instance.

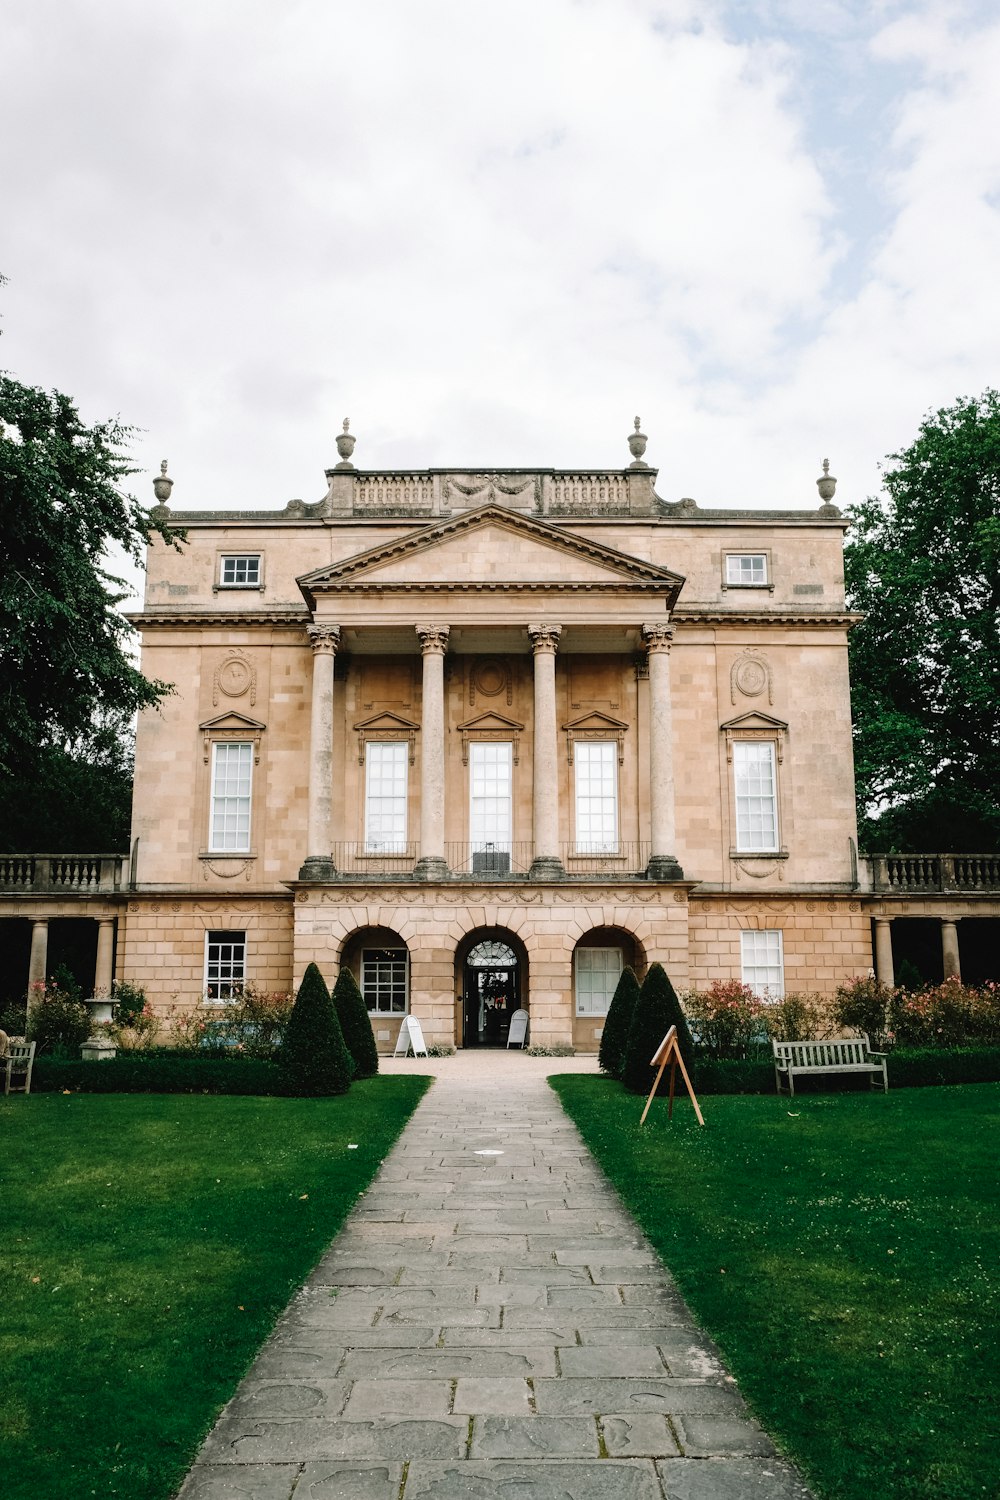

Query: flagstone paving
<box><xmin>178</xmin><ymin>1055</ymin><xmax>814</xmax><ymax>1500</ymax></box>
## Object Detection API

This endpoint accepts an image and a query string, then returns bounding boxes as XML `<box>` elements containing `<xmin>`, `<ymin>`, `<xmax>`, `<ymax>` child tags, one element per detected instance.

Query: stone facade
<box><xmin>93</xmin><ymin>426</ymin><xmax>872</xmax><ymax>1051</ymax></box>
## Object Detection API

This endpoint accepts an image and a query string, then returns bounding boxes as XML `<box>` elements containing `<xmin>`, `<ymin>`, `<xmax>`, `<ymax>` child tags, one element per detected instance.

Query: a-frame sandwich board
<box><xmin>639</xmin><ymin>1024</ymin><xmax>705</xmax><ymax>1127</ymax></box>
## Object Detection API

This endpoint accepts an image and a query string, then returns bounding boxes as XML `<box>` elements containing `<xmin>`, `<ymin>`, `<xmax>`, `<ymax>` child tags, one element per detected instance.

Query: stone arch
<box><xmin>454</xmin><ymin>925</ymin><xmax>529</xmax><ymax>1049</ymax></box>
<box><xmin>572</xmin><ymin>924</ymin><xmax>647</xmax><ymax>1047</ymax></box>
<box><xmin>338</xmin><ymin>925</ymin><xmax>410</xmax><ymax>1022</ymax></box>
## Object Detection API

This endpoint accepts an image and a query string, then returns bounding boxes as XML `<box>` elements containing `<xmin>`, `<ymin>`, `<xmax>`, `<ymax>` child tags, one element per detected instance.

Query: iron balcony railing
<box><xmin>0</xmin><ymin>854</ymin><xmax>128</xmax><ymax>893</ymax></box>
<box><xmin>867</xmin><ymin>853</ymin><xmax>1000</xmax><ymax>893</ymax></box>
<box><xmin>561</xmin><ymin>841</ymin><xmax>651</xmax><ymax>876</ymax></box>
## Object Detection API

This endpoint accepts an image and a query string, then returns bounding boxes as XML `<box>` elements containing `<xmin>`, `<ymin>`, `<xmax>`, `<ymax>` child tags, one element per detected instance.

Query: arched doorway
<box><xmin>456</xmin><ymin>928</ymin><xmax>527</xmax><ymax>1048</ymax></box>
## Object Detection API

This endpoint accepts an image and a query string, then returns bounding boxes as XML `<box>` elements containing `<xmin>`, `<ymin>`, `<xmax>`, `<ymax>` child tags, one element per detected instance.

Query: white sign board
<box><xmin>507</xmin><ymin>1009</ymin><xmax>529</xmax><ymax>1048</ymax></box>
<box><xmin>393</xmin><ymin>1014</ymin><xmax>428</xmax><ymax>1057</ymax></box>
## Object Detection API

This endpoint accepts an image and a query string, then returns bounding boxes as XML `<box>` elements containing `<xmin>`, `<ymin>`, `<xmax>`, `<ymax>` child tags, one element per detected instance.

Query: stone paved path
<box><xmin>178</xmin><ymin>1056</ymin><xmax>814</xmax><ymax>1500</ymax></box>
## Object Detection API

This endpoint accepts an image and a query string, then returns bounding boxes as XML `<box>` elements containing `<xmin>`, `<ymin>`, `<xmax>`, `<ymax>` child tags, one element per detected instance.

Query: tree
<box><xmin>0</xmin><ymin>371</ymin><xmax>180</xmax><ymax>848</ymax></box>
<box><xmin>279</xmin><ymin>963</ymin><xmax>353</xmax><ymax>1097</ymax></box>
<box><xmin>331</xmin><ymin>967</ymin><xmax>380</xmax><ymax>1079</ymax></box>
<box><xmin>622</xmin><ymin>962</ymin><xmax>695</xmax><ymax>1095</ymax></box>
<box><xmin>598</xmin><ymin>965</ymin><xmax>640</xmax><ymax>1081</ymax></box>
<box><xmin>845</xmin><ymin>392</ymin><xmax>1000</xmax><ymax>852</ymax></box>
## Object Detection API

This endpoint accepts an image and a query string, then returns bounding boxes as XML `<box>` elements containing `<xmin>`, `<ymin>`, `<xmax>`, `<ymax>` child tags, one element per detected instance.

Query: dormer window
<box><xmin>725</xmin><ymin>552</ymin><xmax>769</xmax><ymax>587</ymax></box>
<box><xmin>219</xmin><ymin>554</ymin><xmax>261</xmax><ymax>588</ymax></box>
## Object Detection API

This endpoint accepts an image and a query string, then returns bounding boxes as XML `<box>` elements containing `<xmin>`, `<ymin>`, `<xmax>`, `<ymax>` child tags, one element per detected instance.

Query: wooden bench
<box><xmin>773</xmin><ymin>1035</ymin><xmax>887</xmax><ymax>1096</ymax></box>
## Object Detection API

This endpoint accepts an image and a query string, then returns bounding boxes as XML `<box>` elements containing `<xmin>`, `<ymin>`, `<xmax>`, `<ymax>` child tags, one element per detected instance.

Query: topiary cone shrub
<box><xmin>332</xmin><ymin>967</ymin><xmax>379</xmax><ymax>1078</ymax></box>
<box><xmin>598</xmin><ymin>965</ymin><xmax>641</xmax><ymax>1080</ymax></box>
<box><xmin>622</xmin><ymin>962</ymin><xmax>696</xmax><ymax>1095</ymax></box>
<box><xmin>279</xmin><ymin>963</ymin><xmax>352</xmax><ymax>1097</ymax></box>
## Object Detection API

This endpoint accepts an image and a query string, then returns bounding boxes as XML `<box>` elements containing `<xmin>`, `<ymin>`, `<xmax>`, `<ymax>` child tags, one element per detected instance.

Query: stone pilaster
<box><xmin>298</xmin><ymin>624</ymin><xmax>341</xmax><ymax>880</ymax></box>
<box><xmin>873</xmin><ymin>917</ymin><xmax>894</xmax><ymax>988</ymax></box>
<box><xmin>528</xmin><ymin>624</ymin><xmax>565</xmax><ymax>879</ymax></box>
<box><xmin>643</xmin><ymin>622</ymin><xmax>683</xmax><ymax>880</ymax></box>
<box><xmin>941</xmin><ymin>918</ymin><xmax>961</xmax><ymax>980</ymax></box>
<box><xmin>415</xmin><ymin>624</ymin><xmax>450</xmax><ymax>880</ymax></box>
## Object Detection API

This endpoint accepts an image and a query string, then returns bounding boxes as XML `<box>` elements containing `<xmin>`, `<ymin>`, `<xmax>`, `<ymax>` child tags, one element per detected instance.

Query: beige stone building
<box><xmin>77</xmin><ymin>419</ymin><xmax>876</xmax><ymax>1051</ymax></box>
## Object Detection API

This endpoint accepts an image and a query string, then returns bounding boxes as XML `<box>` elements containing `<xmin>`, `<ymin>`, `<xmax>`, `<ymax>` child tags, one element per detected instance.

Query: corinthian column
<box><xmin>528</xmin><ymin>623</ymin><xmax>565</xmax><ymax>879</ymax></box>
<box><xmin>415</xmin><ymin>624</ymin><xmax>450</xmax><ymax>880</ymax></box>
<box><xmin>298</xmin><ymin>624</ymin><xmax>341</xmax><ymax>880</ymax></box>
<box><xmin>643</xmin><ymin>621</ymin><xmax>684</xmax><ymax>880</ymax></box>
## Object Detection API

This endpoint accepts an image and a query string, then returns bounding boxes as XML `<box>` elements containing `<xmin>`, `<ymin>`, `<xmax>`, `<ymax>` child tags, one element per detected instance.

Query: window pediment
<box><xmin>562</xmin><ymin>710</ymin><xmax>629</xmax><ymax>765</ymax></box>
<box><xmin>720</xmin><ymin>710</ymin><xmax>787</xmax><ymax>763</ymax></box>
<box><xmin>199</xmin><ymin>712</ymin><xmax>266</xmax><ymax>763</ymax></box>
<box><xmin>456</xmin><ymin>710</ymin><xmax>525</xmax><ymax>765</ymax></box>
<box><xmin>354</xmin><ymin>710</ymin><xmax>420</xmax><ymax>765</ymax></box>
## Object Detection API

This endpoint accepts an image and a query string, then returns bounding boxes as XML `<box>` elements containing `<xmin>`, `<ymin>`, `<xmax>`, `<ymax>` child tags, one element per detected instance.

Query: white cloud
<box><xmin>1</xmin><ymin>0</ymin><xmax>998</xmax><ymax>518</ymax></box>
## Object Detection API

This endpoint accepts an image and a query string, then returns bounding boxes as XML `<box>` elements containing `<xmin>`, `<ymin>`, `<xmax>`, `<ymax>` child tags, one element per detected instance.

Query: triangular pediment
<box><xmin>353</xmin><ymin>710</ymin><xmax>421</xmax><ymax>732</ymax></box>
<box><xmin>298</xmin><ymin>504</ymin><xmax>684</xmax><ymax>604</ymax></box>
<box><xmin>456</xmin><ymin>710</ymin><xmax>525</xmax><ymax>734</ymax></box>
<box><xmin>563</xmin><ymin>710</ymin><xmax>630</xmax><ymax>733</ymax></box>
<box><xmin>719</xmin><ymin>711</ymin><xmax>788</xmax><ymax>732</ymax></box>
<box><xmin>199</xmin><ymin>711</ymin><xmax>267</xmax><ymax>733</ymax></box>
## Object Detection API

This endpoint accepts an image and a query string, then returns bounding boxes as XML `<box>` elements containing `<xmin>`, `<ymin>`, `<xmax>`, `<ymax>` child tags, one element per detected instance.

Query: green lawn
<box><xmin>0</xmin><ymin>1080</ymin><xmax>429</xmax><ymax>1500</ymax></box>
<box><xmin>552</xmin><ymin>1076</ymin><xmax>999</xmax><ymax>1500</ymax></box>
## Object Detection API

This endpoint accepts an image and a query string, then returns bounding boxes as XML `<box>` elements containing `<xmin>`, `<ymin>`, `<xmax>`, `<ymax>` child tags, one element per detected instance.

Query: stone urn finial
<box><xmin>816</xmin><ymin>457</ymin><xmax>837</xmax><ymax>503</ymax></box>
<box><xmin>152</xmin><ymin>459</ymin><xmax>173</xmax><ymax>504</ymax></box>
<box><xmin>628</xmin><ymin>415</ymin><xmax>649</xmax><ymax>469</ymax></box>
<box><xmin>335</xmin><ymin>417</ymin><xmax>357</xmax><ymax>470</ymax></box>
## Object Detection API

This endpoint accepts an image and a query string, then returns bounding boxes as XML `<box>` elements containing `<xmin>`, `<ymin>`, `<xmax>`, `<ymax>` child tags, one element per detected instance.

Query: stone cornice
<box><xmin>126</xmin><ymin>610</ymin><xmax>310</xmax><ymax>630</ymax></box>
<box><xmin>672</xmin><ymin>610</ymin><xmax>861</xmax><ymax>627</ymax></box>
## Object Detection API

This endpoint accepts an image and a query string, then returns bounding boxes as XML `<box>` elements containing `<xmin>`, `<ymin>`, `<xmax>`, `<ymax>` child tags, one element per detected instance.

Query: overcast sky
<box><xmin>3</xmin><ymin>0</ymin><xmax>999</xmax><ymax>542</ymax></box>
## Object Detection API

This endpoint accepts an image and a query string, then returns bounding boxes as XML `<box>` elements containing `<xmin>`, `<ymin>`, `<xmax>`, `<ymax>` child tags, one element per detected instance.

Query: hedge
<box><xmin>33</xmin><ymin>1055</ymin><xmax>282</xmax><ymax>1095</ymax></box>
<box><xmin>691</xmin><ymin>1047</ymin><xmax>1000</xmax><ymax>1096</ymax></box>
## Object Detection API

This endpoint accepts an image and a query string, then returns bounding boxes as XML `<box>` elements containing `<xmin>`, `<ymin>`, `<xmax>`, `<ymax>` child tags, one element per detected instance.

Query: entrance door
<box><xmin>463</xmin><ymin>940</ymin><xmax>519</xmax><ymax>1047</ymax></box>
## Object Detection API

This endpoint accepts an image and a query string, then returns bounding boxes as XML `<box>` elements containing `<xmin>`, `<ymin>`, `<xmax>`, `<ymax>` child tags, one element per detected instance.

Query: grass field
<box><xmin>0</xmin><ymin>1079</ymin><xmax>429</xmax><ymax>1500</ymax></box>
<box><xmin>551</xmin><ymin>1076</ymin><xmax>999</xmax><ymax>1500</ymax></box>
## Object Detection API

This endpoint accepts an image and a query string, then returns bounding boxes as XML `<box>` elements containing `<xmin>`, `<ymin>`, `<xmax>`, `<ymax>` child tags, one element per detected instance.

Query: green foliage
<box><xmin>331</xmin><ymin>967</ymin><xmax>379</xmax><ymax>1078</ymax></box>
<box><xmin>683</xmin><ymin>979</ymin><xmax>762</xmax><ymax>1059</ymax></box>
<box><xmin>0</xmin><ymin>997</ymin><xmax>28</xmax><ymax>1037</ymax></box>
<box><xmin>200</xmin><ymin>984</ymin><xmax>294</xmax><ymax>1060</ymax></box>
<box><xmin>1</xmin><ymin>1083</ymin><xmax>429</xmax><ymax>1500</ymax></box>
<box><xmin>598</xmin><ymin>965</ymin><xmax>640</xmax><ymax>1080</ymax></box>
<box><xmin>622</xmin><ymin>962</ymin><xmax>694</xmax><ymax>1094</ymax></box>
<box><xmin>0</xmin><ymin>371</ymin><xmax>182</xmax><ymax>840</ymax></box>
<box><xmin>279</xmin><ymin>962</ymin><xmax>352</xmax><ymax>1097</ymax></box>
<box><xmin>887</xmin><ymin>1046</ymin><xmax>1000</xmax><ymax>1088</ymax></box>
<box><xmin>111</xmin><ymin>979</ymin><xmax>147</xmax><ymax>1027</ymax></box>
<box><xmin>35</xmin><ymin>1054</ymin><xmax>281</xmax><ymax>1094</ymax></box>
<box><xmin>845</xmin><ymin>391</ymin><xmax>1000</xmax><ymax>852</ymax></box>
<box><xmin>833</xmin><ymin>975</ymin><xmax>894</xmax><ymax>1050</ymax></box>
<box><xmin>553</xmin><ymin>1077</ymin><xmax>1000</xmax><ymax>1500</ymax></box>
<box><xmin>889</xmin><ymin>979</ymin><xmax>1000</xmax><ymax>1049</ymax></box>
<box><xmin>26</xmin><ymin>974</ymin><xmax>91</xmax><ymax>1056</ymax></box>
<box><xmin>763</xmin><ymin>992</ymin><xmax>832</xmax><ymax>1042</ymax></box>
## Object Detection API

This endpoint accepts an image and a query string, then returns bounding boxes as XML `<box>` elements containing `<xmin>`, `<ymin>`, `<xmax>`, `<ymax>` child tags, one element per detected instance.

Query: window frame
<box><xmin>216</xmin><ymin>553</ymin><xmax>263</xmax><ymax>590</ymax></box>
<box><xmin>204</xmin><ymin>929</ymin><xmax>247</xmax><ymax>1003</ymax></box>
<box><xmin>573</xmin><ymin>740</ymin><xmax>620</xmax><ymax>855</ymax></box>
<box><xmin>575</xmin><ymin>945</ymin><xmax>624</xmax><ymax>1017</ymax></box>
<box><xmin>364</xmin><ymin>740</ymin><xmax>409</xmax><ymax>854</ymax></box>
<box><xmin>469</xmin><ymin>739</ymin><xmax>514</xmax><ymax>853</ymax></box>
<box><xmin>732</xmin><ymin>739</ymin><xmax>780</xmax><ymax>854</ymax></box>
<box><xmin>209</xmin><ymin>740</ymin><xmax>254</xmax><ymax>853</ymax></box>
<box><xmin>741</xmin><ymin>929</ymin><xmax>785</xmax><ymax>998</ymax></box>
<box><xmin>361</xmin><ymin>947</ymin><xmax>409</xmax><ymax>1015</ymax></box>
<box><xmin>722</xmin><ymin>550</ymin><xmax>772</xmax><ymax>591</ymax></box>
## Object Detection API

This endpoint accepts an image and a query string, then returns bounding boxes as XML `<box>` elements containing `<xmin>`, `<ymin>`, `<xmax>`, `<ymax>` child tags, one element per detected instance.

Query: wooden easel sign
<box><xmin>639</xmin><ymin>1024</ymin><xmax>705</xmax><ymax>1127</ymax></box>
<box><xmin>393</xmin><ymin>1015</ymin><xmax>428</xmax><ymax>1058</ymax></box>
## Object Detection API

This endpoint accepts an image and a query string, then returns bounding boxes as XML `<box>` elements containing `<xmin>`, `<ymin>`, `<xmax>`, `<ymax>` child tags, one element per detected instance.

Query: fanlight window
<box><xmin>466</xmin><ymin>940</ymin><xmax>517</xmax><ymax>968</ymax></box>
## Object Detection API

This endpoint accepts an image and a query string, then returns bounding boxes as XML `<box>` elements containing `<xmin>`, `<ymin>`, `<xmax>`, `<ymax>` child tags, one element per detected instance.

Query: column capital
<box><xmin>527</xmin><ymin>623</ymin><xmax>562</xmax><ymax>654</ymax></box>
<box><xmin>416</xmin><ymin>624</ymin><xmax>450</xmax><ymax>655</ymax></box>
<box><xmin>642</xmin><ymin>621</ymin><xmax>674</xmax><ymax>653</ymax></box>
<box><xmin>307</xmin><ymin>623</ymin><xmax>341</xmax><ymax>655</ymax></box>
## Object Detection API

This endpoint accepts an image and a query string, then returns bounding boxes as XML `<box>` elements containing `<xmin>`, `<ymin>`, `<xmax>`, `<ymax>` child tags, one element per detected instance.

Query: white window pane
<box><xmin>205</xmin><ymin>929</ymin><xmax>246</xmax><ymax>1001</ymax></box>
<box><xmin>210</xmin><ymin>743</ymin><xmax>252</xmax><ymax>851</ymax></box>
<box><xmin>365</xmin><ymin>742</ymin><xmax>408</xmax><ymax>852</ymax></box>
<box><xmin>575</xmin><ymin>742</ymin><xmax>618</xmax><ymax>853</ymax></box>
<box><xmin>726</xmin><ymin>553</ymin><xmax>767</xmax><ymax>585</ymax></box>
<box><xmin>470</xmin><ymin>742</ymin><xmax>512</xmax><ymax>849</ymax></box>
<box><xmin>741</xmin><ymin>930</ymin><xmax>784</xmax><ymax>998</ymax></box>
<box><xmin>361</xmin><ymin>948</ymin><xmax>408</xmax><ymax>1013</ymax></box>
<box><xmin>734</xmin><ymin>741</ymin><xmax>777</xmax><ymax>852</ymax></box>
<box><xmin>575</xmin><ymin>946</ymin><xmax>624</xmax><ymax>1016</ymax></box>
<box><xmin>220</xmin><ymin>554</ymin><xmax>261</xmax><ymax>585</ymax></box>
